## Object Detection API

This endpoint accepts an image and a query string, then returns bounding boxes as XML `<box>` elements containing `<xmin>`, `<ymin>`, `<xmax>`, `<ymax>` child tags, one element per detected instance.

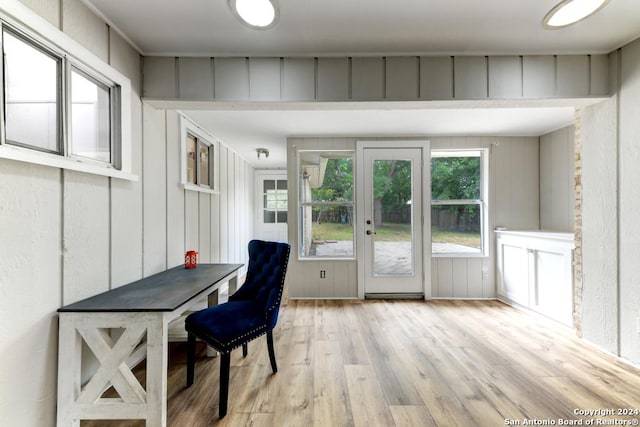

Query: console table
<box><xmin>56</xmin><ymin>263</ymin><xmax>243</xmax><ymax>427</ymax></box>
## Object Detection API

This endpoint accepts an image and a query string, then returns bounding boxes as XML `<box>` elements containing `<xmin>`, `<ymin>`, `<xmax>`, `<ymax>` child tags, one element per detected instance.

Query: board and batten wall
<box><xmin>143</xmin><ymin>55</ymin><xmax>610</xmax><ymax>102</ymax></box>
<box><xmin>0</xmin><ymin>2</ymin><xmax>141</xmax><ymax>425</ymax></box>
<box><xmin>0</xmin><ymin>1</ymin><xmax>253</xmax><ymax>426</ymax></box>
<box><xmin>286</xmin><ymin>136</ymin><xmax>539</xmax><ymax>300</ymax></box>
<box><xmin>144</xmin><ymin>108</ymin><xmax>253</xmax><ymax>275</ymax></box>
<box><xmin>432</xmin><ymin>136</ymin><xmax>539</xmax><ymax>299</ymax></box>
<box><xmin>432</xmin><ymin>126</ymin><xmax>574</xmax><ymax>301</ymax></box>
<box><xmin>540</xmin><ymin>125</ymin><xmax>576</xmax><ymax>232</ymax></box>
<box><xmin>286</xmin><ymin>138</ymin><xmax>358</xmax><ymax>299</ymax></box>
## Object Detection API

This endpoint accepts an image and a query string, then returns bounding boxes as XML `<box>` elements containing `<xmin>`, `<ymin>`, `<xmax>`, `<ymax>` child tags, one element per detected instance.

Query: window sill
<box><xmin>0</xmin><ymin>145</ymin><xmax>138</xmax><ymax>181</ymax></box>
<box><xmin>183</xmin><ymin>183</ymin><xmax>219</xmax><ymax>195</ymax></box>
<box><xmin>432</xmin><ymin>253</ymin><xmax>487</xmax><ymax>258</ymax></box>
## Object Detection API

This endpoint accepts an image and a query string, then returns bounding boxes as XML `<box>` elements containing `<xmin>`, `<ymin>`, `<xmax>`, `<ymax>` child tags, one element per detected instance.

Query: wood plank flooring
<box><xmin>83</xmin><ymin>300</ymin><xmax>640</xmax><ymax>427</ymax></box>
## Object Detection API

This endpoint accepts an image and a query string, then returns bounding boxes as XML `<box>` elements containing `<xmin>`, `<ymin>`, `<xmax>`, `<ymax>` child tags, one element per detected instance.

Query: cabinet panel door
<box><xmin>532</xmin><ymin>249</ymin><xmax>573</xmax><ymax>325</ymax></box>
<box><xmin>499</xmin><ymin>243</ymin><xmax>529</xmax><ymax>306</ymax></box>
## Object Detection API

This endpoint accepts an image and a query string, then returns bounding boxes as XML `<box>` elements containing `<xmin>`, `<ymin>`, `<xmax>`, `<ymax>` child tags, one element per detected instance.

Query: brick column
<box><xmin>573</xmin><ymin>109</ymin><xmax>583</xmax><ymax>337</ymax></box>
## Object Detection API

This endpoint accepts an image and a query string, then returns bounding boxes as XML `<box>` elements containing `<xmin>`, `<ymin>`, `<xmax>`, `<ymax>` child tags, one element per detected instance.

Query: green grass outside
<box><xmin>312</xmin><ymin>222</ymin><xmax>354</xmax><ymax>241</ymax></box>
<box><xmin>312</xmin><ymin>222</ymin><xmax>480</xmax><ymax>247</ymax></box>
<box><xmin>432</xmin><ymin>227</ymin><xmax>481</xmax><ymax>248</ymax></box>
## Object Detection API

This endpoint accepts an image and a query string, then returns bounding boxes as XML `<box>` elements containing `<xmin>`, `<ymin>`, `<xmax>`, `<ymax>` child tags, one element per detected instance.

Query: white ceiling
<box><xmin>173</xmin><ymin>101</ymin><xmax>581</xmax><ymax>168</ymax></box>
<box><xmin>84</xmin><ymin>0</ymin><xmax>640</xmax><ymax>168</ymax></box>
<box><xmin>86</xmin><ymin>0</ymin><xmax>640</xmax><ymax>56</ymax></box>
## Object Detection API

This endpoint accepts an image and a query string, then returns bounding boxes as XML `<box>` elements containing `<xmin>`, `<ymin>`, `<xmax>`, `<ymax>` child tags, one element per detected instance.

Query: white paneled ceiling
<box><xmin>84</xmin><ymin>0</ymin><xmax>640</xmax><ymax>167</ymax></box>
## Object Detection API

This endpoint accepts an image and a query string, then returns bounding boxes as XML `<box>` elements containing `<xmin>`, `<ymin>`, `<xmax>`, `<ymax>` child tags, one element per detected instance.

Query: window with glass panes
<box><xmin>1</xmin><ymin>24</ymin><xmax>122</xmax><ymax>170</ymax></box>
<box><xmin>185</xmin><ymin>132</ymin><xmax>213</xmax><ymax>188</ymax></box>
<box><xmin>263</xmin><ymin>179</ymin><xmax>287</xmax><ymax>224</ymax></box>
<box><xmin>431</xmin><ymin>149</ymin><xmax>487</xmax><ymax>256</ymax></box>
<box><xmin>298</xmin><ymin>151</ymin><xmax>354</xmax><ymax>258</ymax></box>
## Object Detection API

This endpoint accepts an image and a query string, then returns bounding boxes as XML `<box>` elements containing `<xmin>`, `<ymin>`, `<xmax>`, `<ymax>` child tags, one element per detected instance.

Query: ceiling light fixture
<box><xmin>543</xmin><ymin>0</ymin><xmax>610</xmax><ymax>29</ymax></box>
<box><xmin>256</xmin><ymin>148</ymin><xmax>270</xmax><ymax>159</ymax></box>
<box><xmin>229</xmin><ymin>0</ymin><xmax>279</xmax><ymax>30</ymax></box>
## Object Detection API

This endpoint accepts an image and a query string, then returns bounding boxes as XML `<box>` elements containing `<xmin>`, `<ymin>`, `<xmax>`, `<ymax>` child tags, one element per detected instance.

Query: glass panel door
<box><xmin>363</xmin><ymin>148</ymin><xmax>423</xmax><ymax>295</ymax></box>
<box><xmin>372</xmin><ymin>159</ymin><xmax>414</xmax><ymax>276</ymax></box>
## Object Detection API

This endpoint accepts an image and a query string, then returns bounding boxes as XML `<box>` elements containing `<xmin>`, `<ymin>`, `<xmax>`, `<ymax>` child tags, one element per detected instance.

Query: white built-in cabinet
<box><xmin>496</xmin><ymin>231</ymin><xmax>575</xmax><ymax>326</ymax></box>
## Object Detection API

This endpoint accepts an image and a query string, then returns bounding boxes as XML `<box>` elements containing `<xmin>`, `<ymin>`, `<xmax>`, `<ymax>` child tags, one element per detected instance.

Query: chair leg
<box><xmin>186</xmin><ymin>333</ymin><xmax>196</xmax><ymax>387</ymax></box>
<box><xmin>266</xmin><ymin>330</ymin><xmax>277</xmax><ymax>373</ymax></box>
<box><xmin>242</xmin><ymin>343</ymin><xmax>248</xmax><ymax>357</ymax></box>
<box><xmin>219</xmin><ymin>352</ymin><xmax>231</xmax><ymax>418</ymax></box>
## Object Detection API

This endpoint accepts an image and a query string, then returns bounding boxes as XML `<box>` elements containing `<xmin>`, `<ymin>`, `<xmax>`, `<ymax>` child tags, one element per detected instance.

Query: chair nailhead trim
<box><xmin>197</xmin><ymin>246</ymin><xmax>290</xmax><ymax>353</ymax></box>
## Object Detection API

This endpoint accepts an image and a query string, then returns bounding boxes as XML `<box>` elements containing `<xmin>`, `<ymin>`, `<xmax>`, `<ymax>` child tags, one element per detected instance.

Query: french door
<box><xmin>359</xmin><ymin>145</ymin><xmax>427</xmax><ymax>297</ymax></box>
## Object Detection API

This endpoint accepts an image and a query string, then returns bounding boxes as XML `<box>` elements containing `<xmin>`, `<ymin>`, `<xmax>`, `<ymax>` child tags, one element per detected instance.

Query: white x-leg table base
<box><xmin>55</xmin><ymin>265</ymin><xmax>240</xmax><ymax>427</ymax></box>
<box><xmin>57</xmin><ymin>311</ymin><xmax>171</xmax><ymax>427</ymax></box>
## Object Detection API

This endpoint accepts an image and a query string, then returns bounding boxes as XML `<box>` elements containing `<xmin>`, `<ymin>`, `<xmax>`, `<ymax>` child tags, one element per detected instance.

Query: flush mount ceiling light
<box><xmin>543</xmin><ymin>0</ymin><xmax>610</xmax><ymax>29</ymax></box>
<box><xmin>256</xmin><ymin>148</ymin><xmax>270</xmax><ymax>159</ymax></box>
<box><xmin>229</xmin><ymin>0</ymin><xmax>279</xmax><ymax>30</ymax></box>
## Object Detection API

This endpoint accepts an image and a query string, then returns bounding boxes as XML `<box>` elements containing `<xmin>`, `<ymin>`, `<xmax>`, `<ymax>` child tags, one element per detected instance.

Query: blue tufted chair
<box><xmin>185</xmin><ymin>240</ymin><xmax>291</xmax><ymax>418</ymax></box>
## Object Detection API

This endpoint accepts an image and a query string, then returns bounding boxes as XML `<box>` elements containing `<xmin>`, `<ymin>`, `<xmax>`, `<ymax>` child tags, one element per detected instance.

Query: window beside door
<box><xmin>298</xmin><ymin>151</ymin><xmax>354</xmax><ymax>259</ymax></box>
<box><xmin>431</xmin><ymin>149</ymin><xmax>488</xmax><ymax>256</ymax></box>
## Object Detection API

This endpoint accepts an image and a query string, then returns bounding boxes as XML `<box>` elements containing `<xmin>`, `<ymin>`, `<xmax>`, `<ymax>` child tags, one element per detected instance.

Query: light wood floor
<box><xmin>84</xmin><ymin>300</ymin><xmax>640</xmax><ymax>427</ymax></box>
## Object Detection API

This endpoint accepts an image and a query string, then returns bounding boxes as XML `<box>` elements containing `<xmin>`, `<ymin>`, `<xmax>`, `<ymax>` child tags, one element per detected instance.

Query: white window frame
<box><xmin>261</xmin><ymin>177</ymin><xmax>288</xmax><ymax>225</ymax></box>
<box><xmin>67</xmin><ymin>63</ymin><xmax>118</xmax><ymax>167</ymax></box>
<box><xmin>0</xmin><ymin>1</ymin><xmax>134</xmax><ymax>181</ymax></box>
<box><xmin>297</xmin><ymin>150</ymin><xmax>355</xmax><ymax>260</ymax></box>
<box><xmin>2</xmin><ymin>26</ymin><xmax>63</xmax><ymax>155</ymax></box>
<box><xmin>179</xmin><ymin>114</ymin><xmax>219</xmax><ymax>194</ymax></box>
<box><xmin>431</xmin><ymin>149</ymin><xmax>489</xmax><ymax>258</ymax></box>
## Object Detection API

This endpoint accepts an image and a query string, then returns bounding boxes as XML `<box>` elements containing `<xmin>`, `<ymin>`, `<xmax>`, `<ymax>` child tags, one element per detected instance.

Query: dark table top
<box><xmin>58</xmin><ymin>264</ymin><xmax>243</xmax><ymax>313</ymax></box>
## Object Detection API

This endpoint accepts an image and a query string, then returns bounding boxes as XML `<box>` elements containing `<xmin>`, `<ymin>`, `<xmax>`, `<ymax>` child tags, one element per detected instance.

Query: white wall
<box><xmin>1</xmin><ymin>3</ymin><xmax>131</xmax><ymax>425</ymax></box>
<box><xmin>581</xmin><ymin>98</ymin><xmax>618</xmax><ymax>354</ymax></box>
<box><xmin>540</xmin><ymin>126</ymin><xmax>575</xmax><ymax>232</ymax></box>
<box><xmin>579</xmin><ymin>38</ymin><xmax>640</xmax><ymax>365</ymax></box>
<box><xmin>142</xmin><ymin>108</ymin><xmax>253</xmax><ymax>273</ymax></box>
<box><xmin>618</xmin><ymin>38</ymin><xmax>640</xmax><ymax>363</ymax></box>
<box><xmin>0</xmin><ymin>2</ymin><xmax>254</xmax><ymax>426</ymax></box>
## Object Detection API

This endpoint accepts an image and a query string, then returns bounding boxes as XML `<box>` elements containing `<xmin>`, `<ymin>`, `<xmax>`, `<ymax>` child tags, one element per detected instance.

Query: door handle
<box><xmin>366</xmin><ymin>230</ymin><xmax>376</xmax><ymax>235</ymax></box>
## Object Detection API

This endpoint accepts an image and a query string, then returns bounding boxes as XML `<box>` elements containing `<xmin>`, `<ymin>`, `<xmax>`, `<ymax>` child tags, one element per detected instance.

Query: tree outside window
<box><xmin>299</xmin><ymin>152</ymin><xmax>354</xmax><ymax>258</ymax></box>
<box><xmin>431</xmin><ymin>150</ymin><xmax>486</xmax><ymax>255</ymax></box>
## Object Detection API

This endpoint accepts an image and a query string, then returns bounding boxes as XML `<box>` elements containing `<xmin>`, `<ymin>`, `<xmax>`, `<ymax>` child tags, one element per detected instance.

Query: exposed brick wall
<box><xmin>573</xmin><ymin>109</ymin><xmax>583</xmax><ymax>337</ymax></box>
